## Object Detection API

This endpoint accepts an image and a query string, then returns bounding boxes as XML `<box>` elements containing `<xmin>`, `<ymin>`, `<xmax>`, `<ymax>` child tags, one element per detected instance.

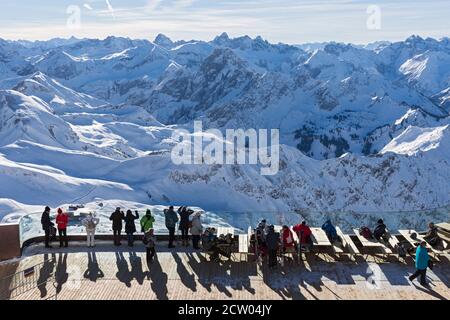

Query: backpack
<box><xmin>396</xmin><ymin>243</ymin><xmax>407</xmax><ymax>258</ymax></box>
<box><xmin>86</xmin><ymin>218</ymin><xmax>96</xmax><ymax>230</ymax></box>
<box><xmin>359</xmin><ymin>226</ymin><xmax>373</xmax><ymax>239</ymax></box>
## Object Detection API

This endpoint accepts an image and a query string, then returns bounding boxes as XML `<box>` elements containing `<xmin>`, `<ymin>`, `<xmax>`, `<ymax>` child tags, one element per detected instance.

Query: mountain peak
<box><xmin>154</xmin><ymin>33</ymin><xmax>174</xmax><ymax>48</ymax></box>
<box><xmin>213</xmin><ymin>32</ymin><xmax>230</xmax><ymax>45</ymax></box>
<box><xmin>405</xmin><ymin>34</ymin><xmax>424</xmax><ymax>44</ymax></box>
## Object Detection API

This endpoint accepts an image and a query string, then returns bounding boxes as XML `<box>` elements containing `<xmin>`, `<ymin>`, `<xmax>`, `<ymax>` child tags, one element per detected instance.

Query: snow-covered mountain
<box><xmin>0</xmin><ymin>33</ymin><xmax>449</xmax><ymax>228</ymax></box>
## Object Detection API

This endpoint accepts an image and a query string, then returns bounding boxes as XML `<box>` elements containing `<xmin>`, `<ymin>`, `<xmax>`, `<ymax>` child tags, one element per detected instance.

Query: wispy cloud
<box><xmin>0</xmin><ymin>0</ymin><xmax>449</xmax><ymax>43</ymax></box>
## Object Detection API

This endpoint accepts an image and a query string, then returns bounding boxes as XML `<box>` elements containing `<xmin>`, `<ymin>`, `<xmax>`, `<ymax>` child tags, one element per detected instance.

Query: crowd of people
<box><xmin>40</xmin><ymin>206</ymin><xmax>443</xmax><ymax>286</ymax></box>
<box><xmin>40</xmin><ymin>206</ymin><xmax>205</xmax><ymax>263</ymax></box>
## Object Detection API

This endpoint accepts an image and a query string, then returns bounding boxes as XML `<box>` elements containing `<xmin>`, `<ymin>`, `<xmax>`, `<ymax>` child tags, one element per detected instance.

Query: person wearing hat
<box><xmin>41</xmin><ymin>206</ymin><xmax>54</xmax><ymax>248</ymax></box>
<box><xmin>110</xmin><ymin>207</ymin><xmax>125</xmax><ymax>246</ymax></box>
<box><xmin>56</xmin><ymin>208</ymin><xmax>69</xmax><ymax>247</ymax></box>
<box><xmin>140</xmin><ymin>209</ymin><xmax>155</xmax><ymax>233</ymax></box>
<box><xmin>409</xmin><ymin>241</ymin><xmax>430</xmax><ymax>286</ymax></box>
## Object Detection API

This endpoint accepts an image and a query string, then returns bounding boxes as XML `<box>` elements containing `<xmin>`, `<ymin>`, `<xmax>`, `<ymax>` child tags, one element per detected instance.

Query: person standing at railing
<box><xmin>190</xmin><ymin>211</ymin><xmax>203</xmax><ymax>250</ymax></box>
<box><xmin>41</xmin><ymin>206</ymin><xmax>55</xmax><ymax>248</ymax></box>
<box><xmin>266</xmin><ymin>225</ymin><xmax>280</xmax><ymax>269</ymax></box>
<box><xmin>110</xmin><ymin>207</ymin><xmax>125</xmax><ymax>246</ymax></box>
<box><xmin>164</xmin><ymin>206</ymin><xmax>179</xmax><ymax>249</ymax></box>
<box><xmin>140</xmin><ymin>209</ymin><xmax>155</xmax><ymax>233</ymax></box>
<box><xmin>124</xmin><ymin>210</ymin><xmax>139</xmax><ymax>247</ymax></box>
<box><xmin>82</xmin><ymin>212</ymin><xmax>99</xmax><ymax>248</ymax></box>
<box><xmin>56</xmin><ymin>208</ymin><xmax>69</xmax><ymax>248</ymax></box>
<box><xmin>178</xmin><ymin>206</ymin><xmax>194</xmax><ymax>247</ymax></box>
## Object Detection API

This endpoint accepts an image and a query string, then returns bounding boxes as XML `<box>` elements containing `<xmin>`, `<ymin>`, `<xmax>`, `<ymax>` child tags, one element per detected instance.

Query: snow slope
<box><xmin>0</xmin><ymin>34</ymin><xmax>449</xmax><ymax>230</ymax></box>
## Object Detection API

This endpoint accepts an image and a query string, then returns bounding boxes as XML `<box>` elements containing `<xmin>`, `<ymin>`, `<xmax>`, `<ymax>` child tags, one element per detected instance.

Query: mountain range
<box><xmin>0</xmin><ymin>33</ymin><xmax>449</xmax><ymax>228</ymax></box>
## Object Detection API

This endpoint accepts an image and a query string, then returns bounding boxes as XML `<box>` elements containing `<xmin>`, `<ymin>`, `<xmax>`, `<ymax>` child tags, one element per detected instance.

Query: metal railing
<box><xmin>0</xmin><ymin>258</ymin><xmax>57</xmax><ymax>300</ymax></box>
<box><xmin>10</xmin><ymin>204</ymin><xmax>450</xmax><ymax>249</ymax></box>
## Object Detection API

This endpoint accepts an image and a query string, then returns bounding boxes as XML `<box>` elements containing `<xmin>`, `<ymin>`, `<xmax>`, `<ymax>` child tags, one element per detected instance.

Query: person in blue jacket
<box><xmin>321</xmin><ymin>219</ymin><xmax>338</xmax><ymax>242</ymax></box>
<box><xmin>408</xmin><ymin>241</ymin><xmax>430</xmax><ymax>286</ymax></box>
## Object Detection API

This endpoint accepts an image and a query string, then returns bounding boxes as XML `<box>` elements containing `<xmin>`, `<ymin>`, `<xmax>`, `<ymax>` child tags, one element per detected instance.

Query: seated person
<box><xmin>293</xmin><ymin>221</ymin><xmax>313</xmax><ymax>251</ymax></box>
<box><xmin>423</xmin><ymin>222</ymin><xmax>442</xmax><ymax>248</ymax></box>
<box><xmin>253</xmin><ymin>228</ymin><xmax>268</xmax><ymax>257</ymax></box>
<box><xmin>202</xmin><ymin>228</ymin><xmax>231</xmax><ymax>260</ymax></box>
<box><xmin>281</xmin><ymin>225</ymin><xmax>296</xmax><ymax>252</ymax></box>
<box><xmin>202</xmin><ymin>228</ymin><xmax>218</xmax><ymax>250</ymax></box>
<box><xmin>321</xmin><ymin>219</ymin><xmax>339</xmax><ymax>242</ymax></box>
<box><xmin>373</xmin><ymin>219</ymin><xmax>387</xmax><ymax>241</ymax></box>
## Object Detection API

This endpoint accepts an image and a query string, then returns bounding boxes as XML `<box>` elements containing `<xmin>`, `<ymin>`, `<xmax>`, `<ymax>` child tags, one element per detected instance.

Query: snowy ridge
<box><xmin>0</xmin><ymin>34</ymin><xmax>449</xmax><ymax>228</ymax></box>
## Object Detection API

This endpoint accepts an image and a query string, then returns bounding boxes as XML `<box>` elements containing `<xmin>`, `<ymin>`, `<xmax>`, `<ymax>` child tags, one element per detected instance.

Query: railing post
<box><xmin>0</xmin><ymin>223</ymin><xmax>21</xmax><ymax>261</ymax></box>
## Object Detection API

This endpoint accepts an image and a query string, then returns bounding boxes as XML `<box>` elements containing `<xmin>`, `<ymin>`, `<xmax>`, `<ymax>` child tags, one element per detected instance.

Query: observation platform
<box><xmin>0</xmin><ymin>241</ymin><xmax>449</xmax><ymax>300</ymax></box>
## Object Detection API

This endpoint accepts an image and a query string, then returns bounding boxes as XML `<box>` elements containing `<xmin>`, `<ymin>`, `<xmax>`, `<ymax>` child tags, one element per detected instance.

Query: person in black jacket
<box><xmin>373</xmin><ymin>219</ymin><xmax>387</xmax><ymax>241</ymax></box>
<box><xmin>178</xmin><ymin>206</ymin><xmax>194</xmax><ymax>247</ymax></box>
<box><xmin>124</xmin><ymin>210</ymin><xmax>139</xmax><ymax>247</ymax></box>
<box><xmin>110</xmin><ymin>207</ymin><xmax>125</xmax><ymax>246</ymax></box>
<box><xmin>265</xmin><ymin>225</ymin><xmax>280</xmax><ymax>269</ymax></box>
<box><xmin>41</xmin><ymin>206</ymin><xmax>54</xmax><ymax>248</ymax></box>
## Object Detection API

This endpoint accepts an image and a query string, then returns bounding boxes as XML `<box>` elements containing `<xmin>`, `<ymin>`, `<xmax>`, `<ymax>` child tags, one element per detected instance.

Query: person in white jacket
<box><xmin>190</xmin><ymin>211</ymin><xmax>203</xmax><ymax>250</ymax></box>
<box><xmin>82</xmin><ymin>212</ymin><xmax>100</xmax><ymax>247</ymax></box>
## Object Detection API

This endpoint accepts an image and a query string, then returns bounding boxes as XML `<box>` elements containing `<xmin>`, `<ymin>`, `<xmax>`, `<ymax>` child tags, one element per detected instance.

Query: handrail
<box><xmin>0</xmin><ymin>258</ymin><xmax>56</xmax><ymax>300</ymax></box>
<box><xmin>5</xmin><ymin>204</ymin><xmax>450</xmax><ymax>250</ymax></box>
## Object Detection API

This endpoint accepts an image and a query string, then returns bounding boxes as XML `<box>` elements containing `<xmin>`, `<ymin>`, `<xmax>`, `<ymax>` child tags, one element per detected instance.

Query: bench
<box><xmin>398</xmin><ymin>229</ymin><xmax>445</xmax><ymax>259</ymax></box>
<box><xmin>310</xmin><ymin>227</ymin><xmax>334</xmax><ymax>261</ymax></box>
<box><xmin>436</xmin><ymin>222</ymin><xmax>450</xmax><ymax>233</ymax></box>
<box><xmin>352</xmin><ymin>228</ymin><xmax>392</xmax><ymax>260</ymax></box>
<box><xmin>336</xmin><ymin>226</ymin><xmax>360</xmax><ymax>259</ymax></box>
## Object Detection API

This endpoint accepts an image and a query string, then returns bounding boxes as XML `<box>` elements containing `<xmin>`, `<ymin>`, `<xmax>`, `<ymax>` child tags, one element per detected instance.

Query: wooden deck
<box><xmin>0</xmin><ymin>242</ymin><xmax>449</xmax><ymax>300</ymax></box>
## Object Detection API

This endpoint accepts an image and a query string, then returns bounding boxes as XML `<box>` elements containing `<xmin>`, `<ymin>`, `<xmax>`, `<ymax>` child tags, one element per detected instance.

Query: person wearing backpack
<box><xmin>124</xmin><ymin>210</ymin><xmax>140</xmax><ymax>247</ymax></box>
<box><xmin>322</xmin><ymin>219</ymin><xmax>338</xmax><ymax>242</ymax></box>
<box><xmin>373</xmin><ymin>219</ymin><xmax>387</xmax><ymax>241</ymax></box>
<box><xmin>164</xmin><ymin>206</ymin><xmax>179</xmax><ymax>248</ymax></box>
<box><xmin>41</xmin><ymin>206</ymin><xmax>55</xmax><ymax>248</ymax></box>
<box><xmin>109</xmin><ymin>207</ymin><xmax>125</xmax><ymax>246</ymax></box>
<box><xmin>140</xmin><ymin>209</ymin><xmax>155</xmax><ymax>233</ymax></box>
<box><xmin>423</xmin><ymin>222</ymin><xmax>442</xmax><ymax>248</ymax></box>
<box><xmin>178</xmin><ymin>206</ymin><xmax>194</xmax><ymax>247</ymax></box>
<box><xmin>56</xmin><ymin>208</ymin><xmax>69</xmax><ymax>248</ymax></box>
<box><xmin>82</xmin><ymin>212</ymin><xmax>100</xmax><ymax>247</ymax></box>
<box><xmin>190</xmin><ymin>211</ymin><xmax>203</xmax><ymax>250</ymax></box>
<box><xmin>409</xmin><ymin>241</ymin><xmax>430</xmax><ymax>286</ymax></box>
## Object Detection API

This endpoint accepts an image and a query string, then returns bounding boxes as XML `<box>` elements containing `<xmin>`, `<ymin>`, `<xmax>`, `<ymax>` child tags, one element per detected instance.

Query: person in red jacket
<box><xmin>293</xmin><ymin>220</ymin><xmax>313</xmax><ymax>251</ymax></box>
<box><xmin>56</xmin><ymin>208</ymin><xmax>69</xmax><ymax>247</ymax></box>
<box><xmin>281</xmin><ymin>225</ymin><xmax>296</xmax><ymax>252</ymax></box>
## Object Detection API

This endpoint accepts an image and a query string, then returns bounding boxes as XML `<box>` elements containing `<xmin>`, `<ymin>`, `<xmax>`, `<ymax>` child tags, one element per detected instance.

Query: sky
<box><xmin>0</xmin><ymin>0</ymin><xmax>449</xmax><ymax>44</ymax></box>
